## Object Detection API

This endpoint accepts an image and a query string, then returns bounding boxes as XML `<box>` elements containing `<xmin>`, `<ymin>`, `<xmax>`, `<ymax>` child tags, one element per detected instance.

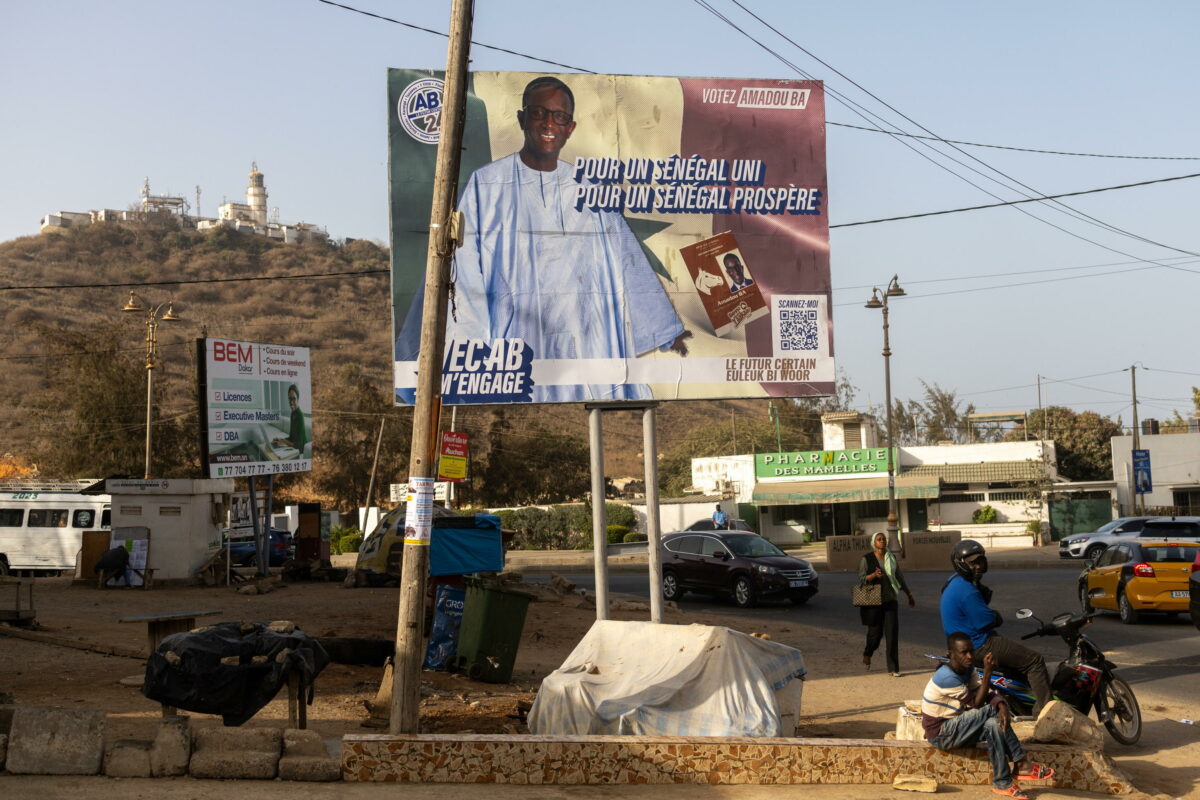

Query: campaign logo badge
<box><xmin>398</xmin><ymin>78</ymin><xmax>444</xmax><ymax>144</ymax></box>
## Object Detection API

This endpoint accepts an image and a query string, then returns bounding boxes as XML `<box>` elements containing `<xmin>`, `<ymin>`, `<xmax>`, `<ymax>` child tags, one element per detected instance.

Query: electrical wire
<box><xmin>313</xmin><ymin>0</ymin><xmax>595</xmax><ymax>73</ymax></box>
<box><xmin>699</xmin><ymin>0</ymin><xmax>1200</xmax><ymax>270</ymax></box>
<box><xmin>830</xmin><ymin>171</ymin><xmax>1200</xmax><ymax>229</ymax></box>
<box><xmin>826</xmin><ymin>121</ymin><xmax>1200</xmax><ymax>161</ymax></box>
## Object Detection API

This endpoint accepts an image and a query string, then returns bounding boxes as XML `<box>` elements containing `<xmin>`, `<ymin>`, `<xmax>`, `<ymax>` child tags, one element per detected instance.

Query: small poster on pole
<box><xmin>438</xmin><ymin>431</ymin><xmax>469</xmax><ymax>482</ymax></box>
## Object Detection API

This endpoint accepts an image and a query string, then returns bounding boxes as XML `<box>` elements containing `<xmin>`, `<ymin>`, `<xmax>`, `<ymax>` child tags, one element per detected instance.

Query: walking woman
<box><xmin>858</xmin><ymin>532</ymin><xmax>915</xmax><ymax>676</ymax></box>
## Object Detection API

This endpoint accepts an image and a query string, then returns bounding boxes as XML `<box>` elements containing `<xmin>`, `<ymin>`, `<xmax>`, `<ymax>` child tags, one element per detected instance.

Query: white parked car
<box><xmin>1058</xmin><ymin>517</ymin><xmax>1153</xmax><ymax>560</ymax></box>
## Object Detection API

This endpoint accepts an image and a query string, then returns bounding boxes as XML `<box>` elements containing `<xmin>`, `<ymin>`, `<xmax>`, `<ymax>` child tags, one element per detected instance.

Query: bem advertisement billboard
<box><xmin>390</xmin><ymin>70</ymin><xmax>832</xmax><ymax>406</ymax></box>
<box><xmin>197</xmin><ymin>338</ymin><xmax>312</xmax><ymax>478</ymax></box>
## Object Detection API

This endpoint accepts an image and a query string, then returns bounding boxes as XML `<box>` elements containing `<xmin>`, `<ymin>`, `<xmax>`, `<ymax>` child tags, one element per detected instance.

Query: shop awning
<box><xmin>903</xmin><ymin>460</ymin><xmax>1049</xmax><ymax>484</ymax></box>
<box><xmin>752</xmin><ymin>475</ymin><xmax>940</xmax><ymax>504</ymax></box>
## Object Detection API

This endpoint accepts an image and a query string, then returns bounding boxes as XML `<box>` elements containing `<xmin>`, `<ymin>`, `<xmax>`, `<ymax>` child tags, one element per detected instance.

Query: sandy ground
<box><xmin>0</xmin><ymin>574</ymin><xmax>1197</xmax><ymax>799</ymax></box>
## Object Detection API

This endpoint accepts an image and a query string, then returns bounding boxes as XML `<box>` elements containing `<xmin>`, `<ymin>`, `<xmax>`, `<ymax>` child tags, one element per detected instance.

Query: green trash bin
<box><xmin>449</xmin><ymin>579</ymin><xmax>535</xmax><ymax>683</ymax></box>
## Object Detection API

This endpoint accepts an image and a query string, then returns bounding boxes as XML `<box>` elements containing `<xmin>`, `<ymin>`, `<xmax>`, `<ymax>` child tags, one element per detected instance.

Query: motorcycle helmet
<box><xmin>951</xmin><ymin>539</ymin><xmax>988</xmax><ymax>580</ymax></box>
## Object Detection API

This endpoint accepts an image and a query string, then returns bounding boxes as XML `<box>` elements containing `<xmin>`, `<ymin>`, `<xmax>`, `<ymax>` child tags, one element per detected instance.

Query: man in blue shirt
<box><xmin>921</xmin><ymin>632</ymin><xmax>1054</xmax><ymax>800</ymax></box>
<box><xmin>940</xmin><ymin>540</ymin><xmax>1052</xmax><ymax>714</ymax></box>
<box><xmin>711</xmin><ymin>504</ymin><xmax>729</xmax><ymax>528</ymax></box>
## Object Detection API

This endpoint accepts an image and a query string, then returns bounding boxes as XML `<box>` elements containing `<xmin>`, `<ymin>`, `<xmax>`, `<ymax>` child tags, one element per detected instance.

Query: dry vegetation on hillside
<box><xmin>0</xmin><ymin>221</ymin><xmax>831</xmax><ymax>508</ymax></box>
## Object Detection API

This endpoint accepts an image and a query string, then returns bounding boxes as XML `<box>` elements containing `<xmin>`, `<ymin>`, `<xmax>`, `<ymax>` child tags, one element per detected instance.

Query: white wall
<box><xmin>902</xmin><ymin>440</ymin><xmax>1056</xmax><ymax>470</ymax></box>
<box><xmin>107</xmin><ymin>478</ymin><xmax>233</xmax><ymax>580</ymax></box>
<box><xmin>1111</xmin><ymin>432</ymin><xmax>1200</xmax><ymax>510</ymax></box>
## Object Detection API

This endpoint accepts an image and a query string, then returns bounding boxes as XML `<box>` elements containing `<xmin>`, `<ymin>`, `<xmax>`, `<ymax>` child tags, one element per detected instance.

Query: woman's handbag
<box><xmin>851</xmin><ymin>581</ymin><xmax>883</xmax><ymax>607</ymax></box>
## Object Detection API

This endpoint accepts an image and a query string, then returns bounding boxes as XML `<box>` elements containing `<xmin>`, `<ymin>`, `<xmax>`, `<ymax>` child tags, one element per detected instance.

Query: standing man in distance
<box><xmin>396</xmin><ymin>76</ymin><xmax>691</xmax><ymax>403</ymax></box>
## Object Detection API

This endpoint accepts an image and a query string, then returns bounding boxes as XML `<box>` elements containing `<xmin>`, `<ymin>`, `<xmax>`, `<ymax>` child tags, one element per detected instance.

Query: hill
<box><xmin>0</xmin><ymin>221</ymin><xmax>830</xmax><ymax>504</ymax></box>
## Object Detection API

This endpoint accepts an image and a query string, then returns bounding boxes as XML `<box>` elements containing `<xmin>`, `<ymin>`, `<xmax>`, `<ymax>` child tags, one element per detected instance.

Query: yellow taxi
<box><xmin>1080</xmin><ymin>539</ymin><xmax>1197</xmax><ymax>624</ymax></box>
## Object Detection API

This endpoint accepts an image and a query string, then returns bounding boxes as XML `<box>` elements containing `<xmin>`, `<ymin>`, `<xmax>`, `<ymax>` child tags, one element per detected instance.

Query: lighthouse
<box><xmin>246</xmin><ymin>162</ymin><xmax>268</xmax><ymax>226</ymax></box>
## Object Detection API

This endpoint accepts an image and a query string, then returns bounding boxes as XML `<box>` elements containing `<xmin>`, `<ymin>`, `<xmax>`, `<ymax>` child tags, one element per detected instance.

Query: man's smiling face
<box><xmin>519</xmin><ymin>85</ymin><xmax>576</xmax><ymax>169</ymax></box>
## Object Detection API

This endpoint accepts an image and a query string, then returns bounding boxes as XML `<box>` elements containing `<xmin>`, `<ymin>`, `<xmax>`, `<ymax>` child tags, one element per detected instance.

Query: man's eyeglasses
<box><xmin>523</xmin><ymin>105</ymin><xmax>573</xmax><ymax>126</ymax></box>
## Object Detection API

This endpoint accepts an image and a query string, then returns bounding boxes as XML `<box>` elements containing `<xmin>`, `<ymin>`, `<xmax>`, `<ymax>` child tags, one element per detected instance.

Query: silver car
<box><xmin>1058</xmin><ymin>517</ymin><xmax>1152</xmax><ymax>560</ymax></box>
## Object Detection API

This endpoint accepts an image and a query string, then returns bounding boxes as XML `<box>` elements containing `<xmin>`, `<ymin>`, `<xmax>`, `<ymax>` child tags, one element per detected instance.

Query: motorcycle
<box><xmin>927</xmin><ymin>607</ymin><xmax>1142</xmax><ymax>745</ymax></box>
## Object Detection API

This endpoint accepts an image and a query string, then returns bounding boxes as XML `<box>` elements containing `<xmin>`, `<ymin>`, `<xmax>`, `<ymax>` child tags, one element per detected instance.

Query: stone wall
<box><xmin>342</xmin><ymin>733</ymin><xmax>1132</xmax><ymax>794</ymax></box>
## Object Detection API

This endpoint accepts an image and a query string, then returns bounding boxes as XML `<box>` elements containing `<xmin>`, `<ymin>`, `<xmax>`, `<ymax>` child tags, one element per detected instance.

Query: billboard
<box><xmin>390</xmin><ymin>70</ymin><xmax>832</xmax><ymax>405</ymax></box>
<box><xmin>197</xmin><ymin>339</ymin><xmax>313</xmax><ymax>478</ymax></box>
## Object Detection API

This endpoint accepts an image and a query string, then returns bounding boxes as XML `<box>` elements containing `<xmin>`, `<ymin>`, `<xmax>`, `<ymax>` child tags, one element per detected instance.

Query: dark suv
<box><xmin>227</xmin><ymin>529</ymin><xmax>294</xmax><ymax>567</ymax></box>
<box><xmin>660</xmin><ymin>531</ymin><xmax>818</xmax><ymax>608</ymax></box>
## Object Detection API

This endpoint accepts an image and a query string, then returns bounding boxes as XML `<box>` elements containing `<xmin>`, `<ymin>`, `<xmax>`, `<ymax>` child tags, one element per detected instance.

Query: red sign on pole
<box><xmin>438</xmin><ymin>431</ymin><xmax>469</xmax><ymax>482</ymax></box>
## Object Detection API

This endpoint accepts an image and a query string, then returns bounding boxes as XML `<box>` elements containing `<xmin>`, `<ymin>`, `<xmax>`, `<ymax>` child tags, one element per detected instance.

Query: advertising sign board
<box><xmin>438</xmin><ymin>431</ymin><xmax>469</xmax><ymax>482</ymax></box>
<box><xmin>1132</xmin><ymin>449</ymin><xmax>1152</xmax><ymax>494</ymax></box>
<box><xmin>197</xmin><ymin>339</ymin><xmax>313</xmax><ymax>478</ymax></box>
<box><xmin>755</xmin><ymin>448</ymin><xmax>897</xmax><ymax>480</ymax></box>
<box><xmin>390</xmin><ymin>70</ymin><xmax>832</xmax><ymax>405</ymax></box>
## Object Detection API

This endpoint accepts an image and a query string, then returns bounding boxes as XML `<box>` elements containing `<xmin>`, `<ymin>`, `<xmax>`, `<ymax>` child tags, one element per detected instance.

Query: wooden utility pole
<box><xmin>390</xmin><ymin>0</ymin><xmax>474</xmax><ymax>734</ymax></box>
<box><xmin>1130</xmin><ymin>365</ymin><xmax>1141</xmax><ymax>515</ymax></box>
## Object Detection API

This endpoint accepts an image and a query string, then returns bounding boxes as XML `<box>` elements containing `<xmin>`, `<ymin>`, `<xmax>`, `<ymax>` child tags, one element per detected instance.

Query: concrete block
<box><xmin>283</xmin><ymin>728</ymin><xmax>328</xmax><ymax>758</ymax></box>
<box><xmin>894</xmin><ymin>703</ymin><xmax>924</xmax><ymax>741</ymax></box>
<box><xmin>279</xmin><ymin>755</ymin><xmax>343</xmax><ymax>782</ymax></box>
<box><xmin>106</xmin><ymin>739</ymin><xmax>152</xmax><ymax>778</ymax></box>
<box><xmin>893</xmin><ymin>774</ymin><xmax>938</xmax><ymax>792</ymax></box>
<box><xmin>1033</xmin><ymin>700</ymin><xmax>1103</xmax><ymax>748</ymax></box>
<box><xmin>192</xmin><ymin>725</ymin><xmax>282</xmax><ymax>756</ymax></box>
<box><xmin>5</xmin><ymin>706</ymin><xmax>105</xmax><ymax>775</ymax></box>
<box><xmin>151</xmin><ymin>716</ymin><xmax>191</xmax><ymax>777</ymax></box>
<box><xmin>189</xmin><ymin>750</ymin><xmax>279</xmax><ymax>780</ymax></box>
<box><xmin>189</xmin><ymin>724</ymin><xmax>282</xmax><ymax>779</ymax></box>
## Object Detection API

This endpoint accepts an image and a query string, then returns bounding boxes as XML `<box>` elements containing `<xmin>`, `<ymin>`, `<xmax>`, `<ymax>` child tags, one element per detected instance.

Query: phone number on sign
<box><xmin>215</xmin><ymin>461</ymin><xmax>312</xmax><ymax>477</ymax></box>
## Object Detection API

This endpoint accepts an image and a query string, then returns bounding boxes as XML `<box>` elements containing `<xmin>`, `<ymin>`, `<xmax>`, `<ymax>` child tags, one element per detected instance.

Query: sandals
<box><xmin>863</xmin><ymin>656</ymin><xmax>871</xmax><ymax>671</ymax></box>
<box><xmin>1016</xmin><ymin>762</ymin><xmax>1055</xmax><ymax>781</ymax></box>
<box><xmin>992</xmin><ymin>785</ymin><xmax>1030</xmax><ymax>800</ymax></box>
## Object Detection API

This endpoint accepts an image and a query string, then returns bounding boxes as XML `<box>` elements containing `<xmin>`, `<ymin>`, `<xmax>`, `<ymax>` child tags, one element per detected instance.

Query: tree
<box><xmin>890</xmin><ymin>381</ymin><xmax>996</xmax><ymax>445</ymax></box>
<box><xmin>305</xmin><ymin>362</ymin><xmax>413</xmax><ymax>510</ymax></box>
<box><xmin>30</xmin><ymin>323</ymin><xmax>197</xmax><ymax>478</ymax></box>
<box><xmin>1004</xmin><ymin>406</ymin><xmax>1124</xmax><ymax>481</ymax></box>
<box><xmin>658</xmin><ymin>418</ymin><xmax>778</xmax><ymax>496</ymax></box>
<box><xmin>469</xmin><ymin>416</ymin><xmax>591</xmax><ymax>506</ymax></box>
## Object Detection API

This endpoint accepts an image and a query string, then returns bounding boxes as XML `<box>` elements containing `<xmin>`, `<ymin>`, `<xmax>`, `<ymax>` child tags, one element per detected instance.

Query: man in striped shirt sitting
<box><xmin>921</xmin><ymin>632</ymin><xmax>1055</xmax><ymax>800</ymax></box>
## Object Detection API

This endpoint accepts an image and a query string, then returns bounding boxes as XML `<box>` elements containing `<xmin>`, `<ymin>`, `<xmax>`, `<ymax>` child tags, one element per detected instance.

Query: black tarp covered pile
<box><xmin>142</xmin><ymin>620</ymin><xmax>330</xmax><ymax>726</ymax></box>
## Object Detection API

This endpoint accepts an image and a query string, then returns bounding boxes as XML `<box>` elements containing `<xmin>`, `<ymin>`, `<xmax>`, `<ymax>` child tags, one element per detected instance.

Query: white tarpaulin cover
<box><xmin>528</xmin><ymin>620</ymin><xmax>806</xmax><ymax>737</ymax></box>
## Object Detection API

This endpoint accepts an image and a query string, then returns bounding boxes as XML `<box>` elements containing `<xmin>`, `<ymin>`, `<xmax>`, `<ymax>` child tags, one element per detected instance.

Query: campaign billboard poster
<box><xmin>390</xmin><ymin>70</ymin><xmax>832</xmax><ymax>406</ymax></box>
<box><xmin>1132</xmin><ymin>449</ymin><xmax>1152</xmax><ymax>494</ymax></box>
<box><xmin>198</xmin><ymin>338</ymin><xmax>313</xmax><ymax>478</ymax></box>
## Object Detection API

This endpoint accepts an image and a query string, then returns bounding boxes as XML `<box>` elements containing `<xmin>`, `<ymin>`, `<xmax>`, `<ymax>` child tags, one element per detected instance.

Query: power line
<box><xmin>830</xmin><ymin>171</ymin><xmax>1200</xmax><ymax>229</ymax></box>
<box><xmin>0</xmin><ymin>267</ymin><xmax>387</xmax><ymax>293</ymax></box>
<box><xmin>704</xmin><ymin>0</ymin><xmax>1200</xmax><ymax>268</ymax></box>
<box><xmin>313</xmin><ymin>0</ymin><xmax>595</xmax><ymax>73</ymax></box>
<box><xmin>827</xmin><ymin>121</ymin><xmax>1200</xmax><ymax>161</ymax></box>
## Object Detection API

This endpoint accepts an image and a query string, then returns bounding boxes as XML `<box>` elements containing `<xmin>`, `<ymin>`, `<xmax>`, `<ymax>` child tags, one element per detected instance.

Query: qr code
<box><xmin>779</xmin><ymin>309</ymin><xmax>819</xmax><ymax>351</ymax></box>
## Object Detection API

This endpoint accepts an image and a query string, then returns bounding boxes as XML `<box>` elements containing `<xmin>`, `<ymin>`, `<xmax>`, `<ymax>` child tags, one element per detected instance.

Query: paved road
<box><xmin>528</xmin><ymin>569</ymin><xmax>1200</xmax><ymax>713</ymax></box>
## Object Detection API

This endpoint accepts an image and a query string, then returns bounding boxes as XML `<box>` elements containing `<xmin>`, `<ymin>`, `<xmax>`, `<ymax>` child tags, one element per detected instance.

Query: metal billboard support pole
<box><xmin>643</xmin><ymin>405</ymin><xmax>664</xmax><ymax>623</ymax></box>
<box><xmin>391</xmin><ymin>0</ymin><xmax>473</xmax><ymax>735</ymax></box>
<box><xmin>589</xmin><ymin>407</ymin><xmax>609</xmax><ymax>621</ymax></box>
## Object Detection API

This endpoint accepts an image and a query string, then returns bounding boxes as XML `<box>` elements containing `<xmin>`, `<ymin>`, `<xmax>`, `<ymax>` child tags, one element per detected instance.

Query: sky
<box><xmin>3</xmin><ymin>1</ymin><xmax>1198</xmax><ymax>430</ymax></box>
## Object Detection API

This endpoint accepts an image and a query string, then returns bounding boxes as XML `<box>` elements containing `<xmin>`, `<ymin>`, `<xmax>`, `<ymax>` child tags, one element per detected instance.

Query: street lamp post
<box><xmin>865</xmin><ymin>276</ymin><xmax>906</xmax><ymax>555</ymax></box>
<box><xmin>122</xmin><ymin>291</ymin><xmax>180</xmax><ymax>479</ymax></box>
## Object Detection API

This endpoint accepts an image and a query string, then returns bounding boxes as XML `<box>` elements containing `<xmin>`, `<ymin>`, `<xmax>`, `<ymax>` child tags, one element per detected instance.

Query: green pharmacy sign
<box><xmin>755</xmin><ymin>448</ymin><xmax>897</xmax><ymax>480</ymax></box>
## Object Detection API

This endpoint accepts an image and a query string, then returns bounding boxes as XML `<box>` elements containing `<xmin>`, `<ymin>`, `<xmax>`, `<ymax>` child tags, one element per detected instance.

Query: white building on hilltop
<box><xmin>40</xmin><ymin>164</ymin><xmax>327</xmax><ymax>244</ymax></box>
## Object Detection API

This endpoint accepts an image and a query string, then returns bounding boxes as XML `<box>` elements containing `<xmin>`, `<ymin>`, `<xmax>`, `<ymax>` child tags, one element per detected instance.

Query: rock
<box><xmin>151</xmin><ymin>716</ymin><xmax>190</xmax><ymax>777</ymax></box>
<box><xmin>276</xmin><ymin>647</ymin><xmax>293</xmax><ymax>663</ymax></box>
<box><xmin>278</xmin><ymin>728</ymin><xmax>341</xmax><ymax>781</ymax></box>
<box><xmin>893</xmin><ymin>774</ymin><xmax>938</xmax><ymax>792</ymax></box>
<box><xmin>237</xmin><ymin>584</ymin><xmax>260</xmax><ymax>595</ymax></box>
<box><xmin>189</xmin><ymin>726</ymin><xmax>281</xmax><ymax>780</ymax></box>
<box><xmin>279</xmin><ymin>755</ymin><xmax>342</xmax><ymax>782</ymax></box>
<box><xmin>220</xmin><ymin>655</ymin><xmax>239</xmax><ymax>666</ymax></box>
<box><xmin>5</xmin><ymin>707</ymin><xmax>106</xmax><ymax>775</ymax></box>
<box><xmin>549</xmin><ymin>574</ymin><xmax>576</xmax><ymax>594</ymax></box>
<box><xmin>105</xmin><ymin>739</ymin><xmax>152</xmax><ymax>778</ymax></box>
<box><xmin>164</xmin><ymin>650</ymin><xmax>182</xmax><ymax>666</ymax></box>
<box><xmin>118</xmin><ymin>674</ymin><xmax>144</xmax><ymax>687</ymax></box>
<box><xmin>1032</xmin><ymin>699</ymin><xmax>1104</xmax><ymax>748</ymax></box>
<box><xmin>609</xmin><ymin>600</ymin><xmax>650</xmax><ymax>612</ymax></box>
<box><xmin>268</xmin><ymin>620</ymin><xmax>296</xmax><ymax>634</ymax></box>
<box><xmin>894</xmin><ymin>704</ymin><xmax>924</xmax><ymax>741</ymax></box>
<box><xmin>251</xmin><ymin>655</ymin><xmax>268</xmax><ymax>664</ymax></box>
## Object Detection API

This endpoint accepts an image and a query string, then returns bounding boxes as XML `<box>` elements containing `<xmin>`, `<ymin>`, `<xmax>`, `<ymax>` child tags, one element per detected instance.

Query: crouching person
<box><xmin>922</xmin><ymin>632</ymin><xmax>1055</xmax><ymax>799</ymax></box>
